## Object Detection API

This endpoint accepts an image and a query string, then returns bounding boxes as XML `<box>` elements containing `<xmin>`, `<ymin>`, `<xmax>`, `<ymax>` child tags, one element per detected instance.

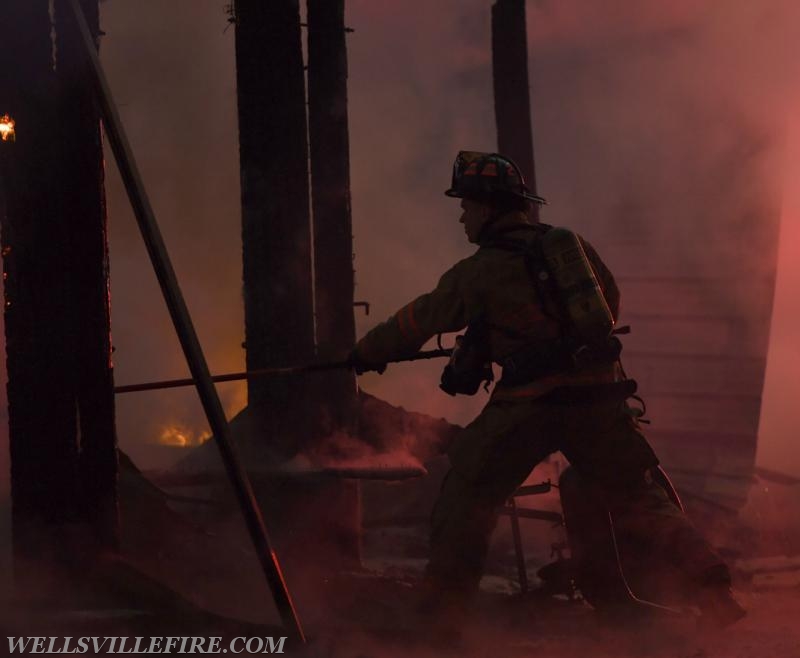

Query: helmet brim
<box><xmin>445</xmin><ymin>187</ymin><xmax>547</xmax><ymax>205</ymax></box>
<box><xmin>522</xmin><ymin>191</ymin><xmax>548</xmax><ymax>205</ymax></box>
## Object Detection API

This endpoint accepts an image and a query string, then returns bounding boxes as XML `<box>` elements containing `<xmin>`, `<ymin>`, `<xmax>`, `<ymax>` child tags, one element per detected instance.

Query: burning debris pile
<box><xmin>3</xmin><ymin>1</ymin><xmax>800</xmax><ymax>654</ymax></box>
<box><xmin>159</xmin><ymin>390</ymin><xmax>460</xmax><ymax>484</ymax></box>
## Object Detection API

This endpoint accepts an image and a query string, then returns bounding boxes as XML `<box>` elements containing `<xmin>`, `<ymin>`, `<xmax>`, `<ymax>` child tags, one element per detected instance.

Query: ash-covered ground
<box><xmin>6</xmin><ymin>453</ymin><xmax>789</xmax><ymax>657</ymax></box>
<box><xmin>2</xmin><ymin>396</ymin><xmax>799</xmax><ymax>657</ymax></box>
<box><xmin>1</xmin><ymin>464</ymin><xmax>799</xmax><ymax>658</ymax></box>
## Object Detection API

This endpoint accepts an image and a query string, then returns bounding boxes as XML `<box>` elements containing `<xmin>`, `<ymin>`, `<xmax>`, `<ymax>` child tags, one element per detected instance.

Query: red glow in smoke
<box><xmin>758</xmin><ymin>116</ymin><xmax>800</xmax><ymax>476</ymax></box>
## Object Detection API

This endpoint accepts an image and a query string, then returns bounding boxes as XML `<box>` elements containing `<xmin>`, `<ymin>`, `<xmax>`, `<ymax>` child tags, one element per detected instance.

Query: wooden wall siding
<box><xmin>618</xmin><ymin>277</ymin><xmax>776</xmax><ymax>322</ymax></box>
<box><xmin>605</xmin><ymin>182</ymin><xmax>781</xmax><ymax>506</ymax></box>
<box><xmin>647</xmin><ymin>429</ymin><xmax>758</xmax><ymax>507</ymax></box>
<box><xmin>641</xmin><ymin>395</ymin><xmax>763</xmax><ymax>436</ymax></box>
<box><xmin>623</xmin><ymin>354</ymin><xmax>766</xmax><ymax>396</ymax></box>
<box><xmin>620</xmin><ymin>315</ymin><xmax>771</xmax><ymax>358</ymax></box>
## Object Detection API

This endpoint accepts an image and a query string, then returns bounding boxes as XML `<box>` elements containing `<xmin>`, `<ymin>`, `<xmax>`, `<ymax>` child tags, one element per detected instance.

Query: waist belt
<box><xmin>499</xmin><ymin>335</ymin><xmax>622</xmax><ymax>387</ymax></box>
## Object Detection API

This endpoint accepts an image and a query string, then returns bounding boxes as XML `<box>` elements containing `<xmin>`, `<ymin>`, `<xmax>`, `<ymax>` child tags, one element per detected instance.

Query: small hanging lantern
<box><xmin>0</xmin><ymin>114</ymin><xmax>16</xmax><ymax>142</ymax></box>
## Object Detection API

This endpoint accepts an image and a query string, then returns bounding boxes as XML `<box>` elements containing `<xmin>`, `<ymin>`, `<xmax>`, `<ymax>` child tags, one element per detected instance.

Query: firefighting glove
<box><xmin>347</xmin><ymin>349</ymin><xmax>387</xmax><ymax>375</ymax></box>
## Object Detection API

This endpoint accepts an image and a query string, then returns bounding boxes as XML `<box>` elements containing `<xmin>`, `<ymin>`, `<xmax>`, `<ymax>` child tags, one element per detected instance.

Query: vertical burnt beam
<box><xmin>307</xmin><ymin>0</ymin><xmax>358</xmax><ymax>435</ymax></box>
<box><xmin>307</xmin><ymin>0</ymin><xmax>360</xmax><ymax>566</ymax></box>
<box><xmin>54</xmin><ymin>0</ymin><xmax>119</xmax><ymax>553</ymax></box>
<box><xmin>491</xmin><ymin>0</ymin><xmax>539</xmax><ymax>221</ymax></box>
<box><xmin>0</xmin><ymin>1</ymin><xmax>80</xmax><ymax>570</ymax></box>
<box><xmin>234</xmin><ymin>0</ymin><xmax>314</xmax><ymax>454</ymax></box>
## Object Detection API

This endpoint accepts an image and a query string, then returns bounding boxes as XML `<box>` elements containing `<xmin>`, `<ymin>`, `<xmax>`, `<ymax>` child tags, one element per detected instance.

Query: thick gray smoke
<box><xmin>3</xmin><ymin>0</ymin><xmax>799</xmax><ymax>479</ymax></box>
<box><xmin>1</xmin><ymin>3</ymin><xmax>800</xmax><ymax>648</ymax></box>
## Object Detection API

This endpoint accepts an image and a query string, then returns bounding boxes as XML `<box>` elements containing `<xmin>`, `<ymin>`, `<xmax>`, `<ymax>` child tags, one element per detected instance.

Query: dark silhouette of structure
<box><xmin>234</xmin><ymin>0</ymin><xmax>315</xmax><ymax>457</ymax></box>
<box><xmin>492</xmin><ymin>0</ymin><xmax>540</xmax><ymax>221</ymax></box>
<box><xmin>0</xmin><ymin>0</ymin><xmax>118</xmax><ymax>580</ymax></box>
<box><xmin>308</xmin><ymin>0</ymin><xmax>359</xmax><ymax>440</ymax></box>
<box><xmin>233</xmin><ymin>0</ymin><xmax>361</xmax><ymax>569</ymax></box>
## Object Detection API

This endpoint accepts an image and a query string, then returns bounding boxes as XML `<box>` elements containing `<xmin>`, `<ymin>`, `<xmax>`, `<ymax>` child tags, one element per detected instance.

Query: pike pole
<box><xmin>66</xmin><ymin>0</ymin><xmax>305</xmax><ymax>641</ymax></box>
<box><xmin>114</xmin><ymin>348</ymin><xmax>452</xmax><ymax>395</ymax></box>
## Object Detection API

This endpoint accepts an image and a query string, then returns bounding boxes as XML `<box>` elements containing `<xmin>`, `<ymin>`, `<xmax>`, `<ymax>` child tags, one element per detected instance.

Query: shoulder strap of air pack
<box><xmin>481</xmin><ymin>223</ymin><xmax>566</xmax><ymax>328</ymax></box>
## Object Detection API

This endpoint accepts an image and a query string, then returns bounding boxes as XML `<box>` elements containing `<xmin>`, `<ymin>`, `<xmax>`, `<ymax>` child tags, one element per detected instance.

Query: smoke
<box><xmin>758</xmin><ymin>120</ymin><xmax>800</xmax><ymax>474</ymax></box>
<box><xmin>9</xmin><ymin>2</ymin><xmax>800</xmax><ymax>632</ymax></box>
<box><xmin>348</xmin><ymin>0</ymin><xmax>800</xmax><ymax>460</ymax></box>
<box><xmin>283</xmin><ymin>430</ymin><xmax>425</xmax><ymax>476</ymax></box>
<box><xmin>98</xmin><ymin>0</ymin><xmax>245</xmax><ymax>469</ymax></box>
<box><xmin>1</xmin><ymin>6</ymin><xmax>797</xmax><ymax>607</ymax></box>
<box><xmin>4</xmin><ymin>0</ymin><xmax>786</xmax><ymax>480</ymax></box>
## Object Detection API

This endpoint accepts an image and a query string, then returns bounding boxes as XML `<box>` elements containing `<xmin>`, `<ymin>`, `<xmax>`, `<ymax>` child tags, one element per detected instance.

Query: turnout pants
<box><xmin>425</xmin><ymin>389</ymin><xmax>726</xmax><ymax>596</ymax></box>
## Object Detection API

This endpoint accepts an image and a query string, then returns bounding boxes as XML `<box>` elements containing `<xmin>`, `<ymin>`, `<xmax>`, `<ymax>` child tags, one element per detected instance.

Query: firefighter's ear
<box><xmin>475</xmin><ymin>198</ymin><xmax>496</xmax><ymax>219</ymax></box>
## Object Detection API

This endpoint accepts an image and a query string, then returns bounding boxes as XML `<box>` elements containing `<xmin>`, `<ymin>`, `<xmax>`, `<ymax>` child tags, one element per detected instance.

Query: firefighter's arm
<box><xmin>581</xmin><ymin>238</ymin><xmax>621</xmax><ymax>321</ymax></box>
<box><xmin>353</xmin><ymin>260</ymin><xmax>474</xmax><ymax>366</ymax></box>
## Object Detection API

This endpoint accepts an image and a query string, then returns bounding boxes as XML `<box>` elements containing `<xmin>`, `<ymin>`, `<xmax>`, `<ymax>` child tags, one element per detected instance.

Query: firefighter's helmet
<box><xmin>444</xmin><ymin>151</ymin><xmax>546</xmax><ymax>205</ymax></box>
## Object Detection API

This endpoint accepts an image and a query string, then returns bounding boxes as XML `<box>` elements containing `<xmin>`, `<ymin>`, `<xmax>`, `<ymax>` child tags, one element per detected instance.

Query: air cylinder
<box><xmin>541</xmin><ymin>228</ymin><xmax>614</xmax><ymax>342</ymax></box>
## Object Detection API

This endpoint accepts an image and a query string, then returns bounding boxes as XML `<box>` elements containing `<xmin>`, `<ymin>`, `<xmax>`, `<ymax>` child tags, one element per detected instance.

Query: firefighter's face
<box><xmin>459</xmin><ymin>198</ymin><xmax>491</xmax><ymax>243</ymax></box>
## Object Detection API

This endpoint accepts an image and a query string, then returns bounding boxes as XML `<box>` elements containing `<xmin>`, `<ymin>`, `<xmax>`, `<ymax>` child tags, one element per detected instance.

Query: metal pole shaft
<box><xmin>114</xmin><ymin>348</ymin><xmax>453</xmax><ymax>395</ymax></box>
<box><xmin>65</xmin><ymin>0</ymin><xmax>304</xmax><ymax>641</ymax></box>
<box><xmin>508</xmin><ymin>498</ymin><xmax>529</xmax><ymax>594</ymax></box>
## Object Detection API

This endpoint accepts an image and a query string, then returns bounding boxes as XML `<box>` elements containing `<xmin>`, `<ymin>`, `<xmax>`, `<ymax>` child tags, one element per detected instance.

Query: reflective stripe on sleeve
<box><xmin>396</xmin><ymin>301</ymin><xmax>421</xmax><ymax>341</ymax></box>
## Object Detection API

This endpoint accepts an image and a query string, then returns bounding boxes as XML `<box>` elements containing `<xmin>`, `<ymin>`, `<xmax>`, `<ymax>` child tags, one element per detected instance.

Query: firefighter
<box><xmin>350</xmin><ymin>151</ymin><xmax>744</xmax><ymax>628</ymax></box>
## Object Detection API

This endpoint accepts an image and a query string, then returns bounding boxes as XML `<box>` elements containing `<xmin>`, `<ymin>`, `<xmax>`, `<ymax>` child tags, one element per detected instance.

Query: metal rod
<box><xmin>65</xmin><ymin>0</ymin><xmax>304</xmax><ymax>641</ymax></box>
<box><xmin>114</xmin><ymin>348</ymin><xmax>452</xmax><ymax>395</ymax></box>
<box><xmin>507</xmin><ymin>498</ymin><xmax>528</xmax><ymax>593</ymax></box>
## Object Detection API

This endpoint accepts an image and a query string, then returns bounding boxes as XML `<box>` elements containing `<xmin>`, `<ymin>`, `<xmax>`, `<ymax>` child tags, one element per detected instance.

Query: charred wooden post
<box><xmin>307</xmin><ymin>0</ymin><xmax>358</xmax><ymax>439</ymax></box>
<box><xmin>55</xmin><ymin>0</ymin><xmax>119</xmax><ymax>556</ymax></box>
<box><xmin>0</xmin><ymin>0</ymin><xmax>74</xmax><ymax>576</ymax></box>
<box><xmin>0</xmin><ymin>0</ymin><xmax>118</xmax><ymax>582</ymax></box>
<box><xmin>491</xmin><ymin>0</ymin><xmax>540</xmax><ymax>221</ymax></box>
<box><xmin>233</xmin><ymin>0</ymin><xmax>359</xmax><ymax>578</ymax></box>
<box><xmin>234</xmin><ymin>0</ymin><xmax>315</xmax><ymax>457</ymax></box>
<box><xmin>306</xmin><ymin>0</ymin><xmax>360</xmax><ymax>566</ymax></box>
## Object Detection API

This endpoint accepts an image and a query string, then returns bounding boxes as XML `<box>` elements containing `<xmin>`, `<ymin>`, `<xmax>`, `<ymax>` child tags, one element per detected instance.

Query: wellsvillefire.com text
<box><xmin>8</xmin><ymin>636</ymin><xmax>288</xmax><ymax>654</ymax></box>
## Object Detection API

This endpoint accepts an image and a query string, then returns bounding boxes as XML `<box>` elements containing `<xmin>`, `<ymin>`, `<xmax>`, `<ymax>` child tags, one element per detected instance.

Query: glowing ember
<box><xmin>0</xmin><ymin>114</ymin><xmax>15</xmax><ymax>142</ymax></box>
<box><xmin>158</xmin><ymin>425</ymin><xmax>211</xmax><ymax>447</ymax></box>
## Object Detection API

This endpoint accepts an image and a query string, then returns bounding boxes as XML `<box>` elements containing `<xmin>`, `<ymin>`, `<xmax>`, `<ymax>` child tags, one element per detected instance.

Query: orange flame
<box><xmin>0</xmin><ymin>114</ymin><xmax>15</xmax><ymax>142</ymax></box>
<box><xmin>158</xmin><ymin>424</ymin><xmax>211</xmax><ymax>447</ymax></box>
